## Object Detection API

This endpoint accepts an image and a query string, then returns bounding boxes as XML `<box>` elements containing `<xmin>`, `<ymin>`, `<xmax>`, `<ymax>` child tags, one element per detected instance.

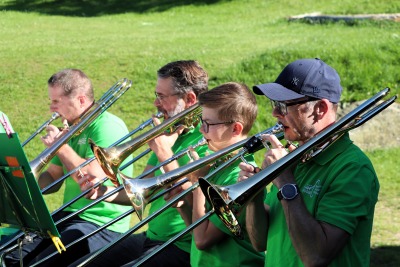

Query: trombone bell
<box><xmin>89</xmin><ymin>140</ymin><xmax>121</xmax><ymax>186</ymax></box>
<box><xmin>199</xmin><ymin>178</ymin><xmax>242</xmax><ymax>238</ymax></box>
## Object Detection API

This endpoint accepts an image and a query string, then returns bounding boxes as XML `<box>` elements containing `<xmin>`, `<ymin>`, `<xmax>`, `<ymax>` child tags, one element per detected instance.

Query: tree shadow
<box><xmin>370</xmin><ymin>245</ymin><xmax>400</xmax><ymax>267</ymax></box>
<box><xmin>1</xmin><ymin>0</ymin><xmax>230</xmax><ymax>17</ymax></box>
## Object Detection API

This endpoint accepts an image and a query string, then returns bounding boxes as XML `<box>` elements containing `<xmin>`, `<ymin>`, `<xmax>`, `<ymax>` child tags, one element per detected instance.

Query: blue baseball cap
<box><xmin>253</xmin><ymin>58</ymin><xmax>342</xmax><ymax>103</ymax></box>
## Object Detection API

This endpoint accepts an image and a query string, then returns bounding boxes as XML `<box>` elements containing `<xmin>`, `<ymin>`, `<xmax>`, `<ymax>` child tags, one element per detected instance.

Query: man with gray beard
<box><xmin>71</xmin><ymin>60</ymin><xmax>209</xmax><ymax>267</ymax></box>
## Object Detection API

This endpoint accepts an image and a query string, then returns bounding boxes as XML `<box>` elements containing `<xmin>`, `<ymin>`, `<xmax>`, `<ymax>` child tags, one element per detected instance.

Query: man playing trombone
<box><xmin>4</xmin><ymin>69</ymin><xmax>133</xmax><ymax>266</ymax></box>
<box><xmin>239</xmin><ymin>58</ymin><xmax>379</xmax><ymax>266</ymax></box>
<box><xmin>73</xmin><ymin>60</ymin><xmax>210</xmax><ymax>266</ymax></box>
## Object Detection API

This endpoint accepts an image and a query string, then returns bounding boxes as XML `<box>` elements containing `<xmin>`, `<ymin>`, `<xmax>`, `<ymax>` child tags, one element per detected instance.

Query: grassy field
<box><xmin>0</xmin><ymin>0</ymin><xmax>399</xmax><ymax>265</ymax></box>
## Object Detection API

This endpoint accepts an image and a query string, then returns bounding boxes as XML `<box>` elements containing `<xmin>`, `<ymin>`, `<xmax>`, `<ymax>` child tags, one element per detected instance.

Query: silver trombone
<box><xmin>119</xmin><ymin>123</ymin><xmax>284</xmax><ymax>220</ymax></box>
<box><xmin>130</xmin><ymin>87</ymin><xmax>397</xmax><ymax>267</ymax></box>
<box><xmin>78</xmin><ymin>124</ymin><xmax>285</xmax><ymax>266</ymax></box>
<box><xmin>199</xmin><ymin>88</ymin><xmax>397</xmax><ymax>238</ymax></box>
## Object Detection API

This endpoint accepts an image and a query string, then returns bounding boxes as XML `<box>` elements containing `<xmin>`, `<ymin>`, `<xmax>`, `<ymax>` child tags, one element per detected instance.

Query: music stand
<box><xmin>0</xmin><ymin>132</ymin><xmax>64</xmax><ymax>255</ymax></box>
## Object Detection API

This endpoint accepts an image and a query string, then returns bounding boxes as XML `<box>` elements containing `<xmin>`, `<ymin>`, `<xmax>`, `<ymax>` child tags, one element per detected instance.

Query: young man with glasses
<box><xmin>173</xmin><ymin>82</ymin><xmax>265</xmax><ymax>266</ymax></box>
<box><xmin>71</xmin><ymin>60</ymin><xmax>209</xmax><ymax>267</ymax></box>
<box><xmin>239</xmin><ymin>58</ymin><xmax>379</xmax><ymax>267</ymax></box>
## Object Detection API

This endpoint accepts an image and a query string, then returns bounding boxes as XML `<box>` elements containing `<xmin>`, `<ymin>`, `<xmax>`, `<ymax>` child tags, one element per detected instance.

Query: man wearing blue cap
<box><xmin>239</xmin><ymin>58</ymin><xmax>379</xmax><ymax>266</ymax></box>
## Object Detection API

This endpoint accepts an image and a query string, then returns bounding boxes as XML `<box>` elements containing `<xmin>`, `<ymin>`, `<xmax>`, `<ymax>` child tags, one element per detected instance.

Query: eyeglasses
<box><xmin>154</xmin><ymin>92</ymin><xmax>180</xmax><ymax>101</ymax></box>
<box><xmin>199</xmin><ymin>117</ymin><xmax>235</xmax><ymax>133</ymax></box>
<box><xmin>270</xmin><ymin>98</ymin><xmax>317</xmax><ymax>115</ymax></box>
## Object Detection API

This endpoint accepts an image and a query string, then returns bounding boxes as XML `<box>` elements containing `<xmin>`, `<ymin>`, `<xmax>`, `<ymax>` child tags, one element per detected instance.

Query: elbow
<box><xmin>194</xmin><ymin>239</ymin><xmax>210</xmax><ymax>250</ymax></box>
<box><xmin>254</xmin><ymin>245</ymin><xmax>266</xmax><ymax>252</ymax></box>
<box><xmin>252</xmin><ymin>242</ymin><xmax>266</xmax><ymax>252</ymax></box>
<box><xmin>302</xmin><ymin>256</ymin><xmax>331</xmax><ymax>267</ymax></box>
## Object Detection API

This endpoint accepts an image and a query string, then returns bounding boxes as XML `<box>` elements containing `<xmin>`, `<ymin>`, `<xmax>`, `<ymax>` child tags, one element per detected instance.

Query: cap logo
<box><xmin>291</xmin><ymin>77</ymin><xmax>299</xmax><ymax>86</ymax></box>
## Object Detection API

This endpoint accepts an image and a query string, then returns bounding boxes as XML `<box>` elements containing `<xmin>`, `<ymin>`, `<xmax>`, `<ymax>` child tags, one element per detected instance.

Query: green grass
<box><xmin>0</xmin><ymin>0</ymin><xmax>399</xmax><ymax>265</ymax></box>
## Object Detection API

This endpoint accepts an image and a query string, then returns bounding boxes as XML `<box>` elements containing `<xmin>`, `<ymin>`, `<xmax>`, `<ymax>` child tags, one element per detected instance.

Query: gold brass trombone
<box><xmin>90</xmin><ymin>103</ymin><xmax>202</xmax><ymax>186</ymax></box>
<box><xmin>199</xmin><ymin>88</ymin><xmax>397</xmax><ymax>238</ymax></box>
<box><xmin>21</xmin><ymin>112</ymin><xmax>61</xmax><ymax>147</ymax></box>
<box><xmin>26</xmin><ymin>135</ymin><xmax>204</xmax><ymax>266</ymax></box>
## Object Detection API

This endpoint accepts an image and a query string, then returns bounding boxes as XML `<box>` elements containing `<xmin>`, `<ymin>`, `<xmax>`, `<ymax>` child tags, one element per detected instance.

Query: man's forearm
<box><xmin>245</xmin><ymin>192</ymin><xmax>268</xmax><ymax>252</ymax></box>
<box><xmin>38</xmin><ymin>171</ymin><xmax>62</xmax><ymax>193</ymax></box>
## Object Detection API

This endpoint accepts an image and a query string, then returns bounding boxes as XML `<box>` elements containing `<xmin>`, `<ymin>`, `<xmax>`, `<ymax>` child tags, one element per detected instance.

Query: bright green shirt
<box><xmin>190</xmin><ymin>155</ymin><xmax>265</xmax><ymax>267</ymax></box>
<box><xmin>265</xmin><ymin>133</ymin><xmax>379</xmax><ymax>266</ymax></box>
<box><xmin>146</xmin><ymin>124</ymin><xmax>209</xmax><ymax>253</ymax></box>
<box><xmin>51</xmin><ymin>111</ymin><xmax>133</xmax><ymax>233</ymax></box>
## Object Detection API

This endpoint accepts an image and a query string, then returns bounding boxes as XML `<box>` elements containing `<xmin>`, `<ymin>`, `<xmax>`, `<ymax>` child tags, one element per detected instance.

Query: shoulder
<box><xmin>90</xmin><ymin>111</ymin><xmax>129</xmax><ymax>132</ymax></box>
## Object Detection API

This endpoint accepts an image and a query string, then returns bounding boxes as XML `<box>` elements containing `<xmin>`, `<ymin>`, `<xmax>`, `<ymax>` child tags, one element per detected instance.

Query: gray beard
<box><xmin>167</xmin><ymin>102</ymin><xmax>185</xmax><ymax>118</ymax></box>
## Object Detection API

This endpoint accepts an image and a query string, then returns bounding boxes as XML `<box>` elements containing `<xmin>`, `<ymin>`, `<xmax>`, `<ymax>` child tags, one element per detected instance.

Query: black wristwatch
<box><xmin>277</xmin><ymin>184</ymin><xmax>299</xmax><ymax>201</ymax></box>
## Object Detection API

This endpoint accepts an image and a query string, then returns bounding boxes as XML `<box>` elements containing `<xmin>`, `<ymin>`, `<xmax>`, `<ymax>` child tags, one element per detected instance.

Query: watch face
<box><xmin>282</xmin><ymin>184</ymin><xmax>298</xmax><ymax>199</ymax></box>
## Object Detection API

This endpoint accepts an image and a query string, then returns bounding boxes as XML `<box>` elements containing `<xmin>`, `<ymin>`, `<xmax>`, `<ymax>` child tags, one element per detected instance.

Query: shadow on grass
<box><xmin>1</xmin><ymin>0</ymin><xmax>230</xmax><ymax>16</ymax></box>
<box><xmin>370</xmin><ymin>245</ymin><xmax>400</xmax><ymax>267</ymax></box>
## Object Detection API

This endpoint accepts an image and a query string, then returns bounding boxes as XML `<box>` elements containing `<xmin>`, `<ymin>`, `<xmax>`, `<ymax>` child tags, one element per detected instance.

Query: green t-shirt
<box><xmin>190</xmin><ymin>155</ymin><xmax>265</xmax><ymax>267</ymax></box>
<box><xmin>51</xmin><ymin>111</ymin><xmax>133</xmax><ymax>233</ymax></box>
<box><xmin>264</xmin><ymin>133</ymin><xmax>379</xmax><ymax>267</ymax></box>
<box><xmin>0</xmin><ymin>111</ymin><xmax>14</xmax><ymax>134</ymax></box>
<box><xmin>146</xmin><ymin>124</ymin><xmax>209</xmax><ymax>253</ymax></box>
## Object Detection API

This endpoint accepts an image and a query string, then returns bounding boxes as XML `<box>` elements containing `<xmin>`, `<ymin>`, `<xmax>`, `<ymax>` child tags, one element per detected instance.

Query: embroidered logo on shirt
<box><xmin>77</xmin><ymin>135</ymin><xmax>87</xmax><ymax>145</ymax></box>
<box><xmin>303</xmin><ymin>180</ymin><xmax>321</xmax><ymax>198</ymax></box>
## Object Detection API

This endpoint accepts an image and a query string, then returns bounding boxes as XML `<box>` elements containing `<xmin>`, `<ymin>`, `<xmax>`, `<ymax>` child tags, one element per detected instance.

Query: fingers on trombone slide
<box><xmin>77</xmin><ymin>170</ymin><xmax>97</xmax><ymax>198</ymax></box>
<box><xmin>284</xmin><ymin>140</ymin><xmax>298</xmax><ymax>151</ymax></box>
<box><xmin>261</xmin><ymin>134</ymin><xmax>297</xmax><ymax>152</ymax></box>
<box><xmin>188</xmin><ymin>147</ymin><xmax>200</xmax><ymax>162</ymax></box>
<box><xmin>238</xmin><ymin>162</ymin><xmax>259</xmax><ymax>182</ymax></box>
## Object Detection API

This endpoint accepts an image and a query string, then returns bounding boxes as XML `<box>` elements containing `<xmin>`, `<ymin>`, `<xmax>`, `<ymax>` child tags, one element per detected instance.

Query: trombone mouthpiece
<box><xmin>272</xmin><ymin>122</ymin><xmax>284</xmax><ymax>133</ymax></box>
<box><xmin>193</xmin><ymin>137</ymin><xmax>208</xmax><ymax>148</ymax></box>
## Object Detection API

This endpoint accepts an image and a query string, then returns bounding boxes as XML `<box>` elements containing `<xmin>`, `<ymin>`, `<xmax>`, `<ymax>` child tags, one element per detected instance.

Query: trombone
<box><xmin>0</xmin><ymin>78</ymin><xmax>132</xmax><ymax>259</ymax></box>
<box><xmin>0</xmin><ymin>113</ymin><xmax>161</xmax><ymax>255</ymax></box>
<box><xmin>29</xmin><ymin>78</ymin><xmax>133</xmax><ymax>179</ymax></box>
<box><xmin>90</xmin><ymin>103</ymin><xmax>202</xmax><ymax>186</ymax></box>
<box><xmin>27</xmin><ymin>137</ymin><xmax>205</xmax><ymax>266</ymax></box>
<box><xmin>78</xmin><ymin>124</ymin><xmax>285</xmax><ymax>266</ymax></box>
<box><xmin>118</xmin><ymin>123</ymin><xmax>284</xmax><ymax>220</ymax></box>
<box><xmin>128</xmin><ymin>87</ymin><xmax>397</xmax><ymax>267</ymax></box>
<box><xmin>199</xmin><ymin>88</ymin><xmax>397</xmax><ymax>238</ymax></box>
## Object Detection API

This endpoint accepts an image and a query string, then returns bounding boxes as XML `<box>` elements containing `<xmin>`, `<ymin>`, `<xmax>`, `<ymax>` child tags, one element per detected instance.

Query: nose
<box><xmin>154</xmin><ymin>98</ymin><xmax>161</xmax><ymax>107</ymax></box>
<box><xmin>199</xmin><ymin>124</ymin><xmax>206</xmax><ymax>135</ymax></box>
<box><xmin>272</xmin><ymin>106</ymin><xmax>283</xmax><ymax>119</ymax></box>
<box><xmin>49</xmin><ymin>104</ymin><xmax>56</xmax><ymax>112</ymax></box>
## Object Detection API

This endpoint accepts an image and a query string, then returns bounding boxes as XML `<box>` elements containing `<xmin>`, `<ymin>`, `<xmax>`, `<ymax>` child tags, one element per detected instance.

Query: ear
<box><xmin>78</xmin><ymin>95</ymin><xmax>86</xmax><ymax>108</ymax></box>
<box><xmin>315</xmin><ymin>99</ymin><xmax>329</xmax><ymax>119</ymax></box>
<box><xmin>232</xmin><ymin>121</ymin><xmax>244</xmax><ymax>136</ymax></box>
<box><xmin>184</xmin><ymin>91</ymin><xmax>197</xmax><ymax>107</ymax></box>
